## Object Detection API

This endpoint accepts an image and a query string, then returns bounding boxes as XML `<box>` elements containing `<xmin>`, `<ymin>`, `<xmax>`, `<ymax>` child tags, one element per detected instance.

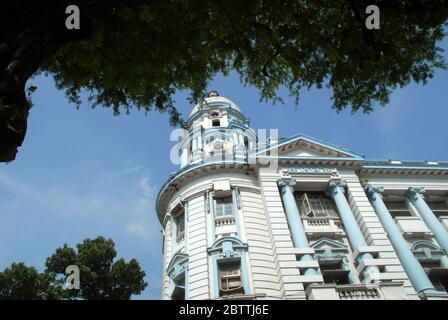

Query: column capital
<box><xmin>326</xmin><ymin>180</ymin><xmax>347</xmax><ymax>196</ymax></box>
<box><xmin>278</xmin><ymin>178</ymin><xmax>296</xmax><ymax>192</ymax></box>
<box><xmin>364</xmin><ymin>185</ymin><xmax>384</xmax><ymax>201</ymax></box>
<box><xmin>406</xmin><ymin>187</ymin><xmax>425</xmax><ymax>202</ymax></box>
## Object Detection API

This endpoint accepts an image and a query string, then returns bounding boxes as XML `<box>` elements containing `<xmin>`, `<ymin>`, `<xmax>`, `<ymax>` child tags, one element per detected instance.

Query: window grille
<box><xmin>384</xmin><ymin>201</ymin><xmax>412</xmax><ymax>218</ymax></box>
<box><xmin>219</xmin><ymin>262</ymin><xmax>244</xmax><ymax>296</ymax></box>
<box><xmin>296</xmin><ymin>192</ymin><xmax>339</xmax><ymax>218</ymax></box>
<box><xmin>215</xmin><ymin>196</ymin><xmax>234</xmax><ymax>218</ymax></box>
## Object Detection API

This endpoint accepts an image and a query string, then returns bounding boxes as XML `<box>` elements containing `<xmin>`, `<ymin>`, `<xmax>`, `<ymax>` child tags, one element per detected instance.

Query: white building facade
<box><xmin>156</xmin><ymin>92</ymin><xmax>448</xmax><ymax>300</ymax></box>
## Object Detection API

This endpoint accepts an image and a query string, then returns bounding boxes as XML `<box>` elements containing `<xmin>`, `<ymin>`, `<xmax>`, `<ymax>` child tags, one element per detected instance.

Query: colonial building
<box><xmin>156</xmin><ymin>92</ymin><xmax>448</xmax><ymax>300</ymax></box>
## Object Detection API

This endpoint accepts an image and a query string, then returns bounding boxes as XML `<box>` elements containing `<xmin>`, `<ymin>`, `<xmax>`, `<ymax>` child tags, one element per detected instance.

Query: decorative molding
<box><xmin>233</xmin><ymin>187</ymin><xmax>241</xmax><ymax>209</ymax></box>
<box><xmin>311</xmin><ymin>237</ymin><xmax>348</xmax><ymax>257</ymax></box>
<box><xmin>406</xmin><ymin>187</ymin><xmax>425</xmax><ymax>202</ymax></box>
<box><xmin>327</xmin><ymin>180</ymin><xmax>347</xmax><ymax>196</ymax></box>
<box><xmin>282</xmin><ymin>167</ymin><xmax>339</xmax><ymax>176</ymax></box>
<box><xmin>208</xmin><ymin>237</ymin><xmax>248</xmax><ymax>258</ymax></box>
<box><xmin>277</xmin><ymin>178</ymin><xmax>296</xmax><ymax>193</ymax></box>
<box><xmin>364</xmin><ymin>185</ymin><xmax>384</xmax><ymax>201</ymax></box>
<box><xmin>167</xmin><ymin>252</ymin><xmax>189</xmax><ymax>280</ymax></box>
<box><xmin>411</xmin><ymin>240</ymin><xmax>444</xmax><ymax>261</ymax></box>
<box><xmin>205</xmin><ymin>191</ymin><xmax>211</xmax><ymax>214</ymax></box>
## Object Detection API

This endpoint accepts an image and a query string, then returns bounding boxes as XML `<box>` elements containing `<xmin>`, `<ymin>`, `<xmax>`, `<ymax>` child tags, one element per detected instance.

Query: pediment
<box><xmin>167</xmin><ymin>252</ymin><xmax>189</xmax><ymax>274</ymax></box>
<box><xmin>258</xmin><ymin>134</ymin><xmax>363</xmax><ymax>159</ymax></box>
<box><xmin>311</xmin><ymin>237</ymin><xmax>348</xmax><ymax>252</ymax></box>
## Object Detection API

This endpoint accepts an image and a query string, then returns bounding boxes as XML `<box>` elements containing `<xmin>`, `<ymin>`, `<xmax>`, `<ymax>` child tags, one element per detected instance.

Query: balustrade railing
<box><xmin>336</xmin><ymin>285</ymin><xmax>381</xmax><ymax>300</ymax></box>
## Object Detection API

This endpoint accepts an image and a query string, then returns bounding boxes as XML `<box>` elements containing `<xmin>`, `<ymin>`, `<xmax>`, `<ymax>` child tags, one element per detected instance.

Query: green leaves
<box><xmin>2</xmin><ymin>1</ymin><xmax>448</xmax><ymax>162</ymax></box>
<box><xmin>45</xmin><ymin>236</ymin><xmax>147</xmax><ymax>300</ymax></box>
<box><xmin>41</xmin><ymin>1</ymin><xmax>448</xmax><ymax>124</ymax></box>
<box><xmin>0</xmin><ymin>263</ymin><xmax>63</xmax><ymax>300</ymax></box>
<box><xmin>0</xmin><ymin>236</ymin><xmax>147</xmax><ymax>300</ymax></box>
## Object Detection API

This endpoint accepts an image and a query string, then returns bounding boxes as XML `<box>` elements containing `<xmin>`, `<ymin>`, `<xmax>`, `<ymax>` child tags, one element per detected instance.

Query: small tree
<box><xmin>45</xmin><ymin>236</ymin><xmax>148</xmax><ymax>300</ymax></box>
<box><xmin>0</xmin><ymin>262</ymin><xmax>63</xmax><ymax>300</ymax></box>
<box><xmin>0</xmin><ymin>236</ymin><xmax>148</xmax><ymax>300</ymax></box>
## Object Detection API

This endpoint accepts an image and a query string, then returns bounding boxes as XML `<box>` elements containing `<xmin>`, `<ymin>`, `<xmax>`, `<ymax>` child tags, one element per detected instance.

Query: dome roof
<box><xmin>189</xmin><ymin>91</ymin><xmax>241</xmax><ymax>117</ymax></box>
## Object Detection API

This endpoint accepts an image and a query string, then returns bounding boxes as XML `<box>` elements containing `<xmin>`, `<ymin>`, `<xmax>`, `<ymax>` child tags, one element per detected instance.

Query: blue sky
<box><xmin>1</xmin><ymin>39</ymin><xmax>448</xmax><ymax>299</ymax></box>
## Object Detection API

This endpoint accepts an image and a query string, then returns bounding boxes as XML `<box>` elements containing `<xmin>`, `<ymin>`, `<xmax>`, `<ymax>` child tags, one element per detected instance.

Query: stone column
<box><xmin>327</xmin><ymin>181</ymin><xmax>379</xmax><ymax>280</ymax></box>
<box><xmin>197</xmin><ymin>133</ymin><xmax>202</xmax><ymax>150</ymax></box>
<box><xmin>407</xmin><ymin>187</ymin><xmax>448</xmax><ymax>255</ymax></box>
<box><xmin>180</xmin><ymin>147</ymin><xmax>188</xmax><ymax>168</ymax></box>
<box><xmin>366</xmin><ymin>186</ymin><xmax>435</xmax><ymax>293</ymax></box>
<box><xmin>192</xmin><ymin>135</ymin><xmax>197</xmax><ymax>151</ymax></box>
<box><xmin>278</xmin><ymin>179</ymin><xmax>318</xmax><ymax>276</ymax></box>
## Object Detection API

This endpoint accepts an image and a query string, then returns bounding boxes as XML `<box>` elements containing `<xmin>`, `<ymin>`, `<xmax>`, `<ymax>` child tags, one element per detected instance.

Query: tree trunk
<box><xmin>0</xmin><ymin>0</ymin><xmax>94</xmax><ymax>162</ymax></box>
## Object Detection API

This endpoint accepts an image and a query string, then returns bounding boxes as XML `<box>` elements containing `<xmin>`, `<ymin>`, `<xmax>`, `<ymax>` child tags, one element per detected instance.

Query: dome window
<box><xmin>212</xmin><ymin>111</ymin><xmax>220</xmax><ymax>117</ymax></box>
<box><xmin>212</xmin><ymin>119</ymin><xmax>221</xmax><ymax>127</ymax></box>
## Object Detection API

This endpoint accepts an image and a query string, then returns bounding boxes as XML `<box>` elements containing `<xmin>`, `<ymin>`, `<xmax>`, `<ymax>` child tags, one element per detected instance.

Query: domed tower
<box><xmin>178</xmin><ymin>91</ymin><xmax>256</xmax><ymax>168</ymax></box>
<box><xmin>157</xmin><ymin>92</ymin><xmax>260</xmax><ymax>300</ymax></box>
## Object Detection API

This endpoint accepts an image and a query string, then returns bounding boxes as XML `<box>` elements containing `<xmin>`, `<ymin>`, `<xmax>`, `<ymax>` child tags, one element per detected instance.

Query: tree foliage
<box><xmin>45</xmin><ymin>236</ymin><xmax>148</xmax><ymax>300</ymax></box>
<box><xmin>1</xmin><ymin>0</ymin><xmax>447</xmax><ymax>161</ymax></box>
<box><xmin>0</xmin><ymin>263</ymin><xmax>63</xmax><ymax>300</ymax></box>
<box><xmin>0</xmin><ymin>236</ymin><xmax>147</xmax><ymax>300</ymax></box>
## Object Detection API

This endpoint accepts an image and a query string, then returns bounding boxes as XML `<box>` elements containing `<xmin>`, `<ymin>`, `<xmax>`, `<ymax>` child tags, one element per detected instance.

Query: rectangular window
<box><xmin>171</xmin><ymin>274</ymin><xmax>186</xmax><ymax>300</ymax></box>
<box><xmin>296</xmin><ymin>192</ymin><xmax>339</xmax><ymax>218</ymax></box>
<box><xmin>219</xmin><ymin>261</ymin><xmax>244</xmax><ymax>296</ymax></box>
<box><xmin>215</xmin><ymin>196</ymin><xmax>234</xmax><ymax>218</ymax></box>
<box><xmin>420</xmin><ymin>261</ymin><xmax>448</xmax><ymax>293</ymax></box>
<box><xmin>384</xmin><ymin>201</ymin><xmax>413</xmax><ymax>218</ymax></box>
<box><xmin>318</xmin><ymin>258</ymin><xmax>351</xmax><ymax>285</ymax></box>
<box><xmin>176</xmin><ymin>212</ymin><xmax>185</xmax><ymax>243</ymax></box>
<box><xmin>427</xmin><ymin>201</ymin><xmax>448</xmax><ymax>218</ymax></box>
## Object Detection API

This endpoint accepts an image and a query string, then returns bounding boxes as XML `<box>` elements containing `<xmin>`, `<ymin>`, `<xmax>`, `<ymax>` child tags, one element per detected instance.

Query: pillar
<box><xmin>278</xmin><ymin>179</ymin><xmax>318</xmax><ymax>275</ymax></box>
<box><xmin>327</xmin><ymin>181</ymin><xmax>379</xmax><ymax>280</ymax></box>
<box><xmin>366</xmin><ymin>186</ymin><xmax>435</xmax><ymax>293</ymax></box>
<box><xmin>407</xmin><ymin>187</ymin><xmax>448</xmax><ymax>255</ymax></box>
<box><xmin>180</xmin><ymin>147</ymin><xmax>188</xmax><ymax>168</ymax></box>
<box><xmin>197</xmin><ymin>133</ymin><xmax>202</xmax><ymax>151</ymax></box>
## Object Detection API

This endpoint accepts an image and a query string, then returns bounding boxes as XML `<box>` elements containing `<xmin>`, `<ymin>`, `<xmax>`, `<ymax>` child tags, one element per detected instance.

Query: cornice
<box><xmin>156</xmin><ymin>160</ymin><xmax>254</xmax><ymax>222</ymax></box>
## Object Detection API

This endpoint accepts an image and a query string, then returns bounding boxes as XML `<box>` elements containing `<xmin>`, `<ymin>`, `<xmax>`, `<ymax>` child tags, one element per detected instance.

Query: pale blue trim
<box><xmin>184</xmin><ymin>201</ymin><xmax>189</xmax><ymax>252</ymax></box>
<box><xmin>208</xmin><ymin>237</ymin><xmax>248</xmax><ymax>253</ymax></box>
<box><xmin>311</xmin><ymin>238</ymin><xmax>356</xmax><ymax>284</ymax></box>
<box><xmin>254</xmin><ymin>155</ymin><xmax>362</xmax><ymax>161</ymax></box>
<box><xmin>366</xmin><ymin>186</ymin><xmax>435</xmax><ymax>293</ymax></box>
<box><xmin>211</xmin><ymin>254</ymin><xmax>220</xmax><ymax>299</ymax></box>
<box><xmin>167</xmin><ymin>252</ymin><xmax>189</xmax><ymax>299</ymax></box>
<box><xmin>208</xmin><ymin>237</ymin><xmax>250</xmax><ymax>298</ymax></box>
<box><xmin>311</xmin><ymin>237</ymin><xmax>348</xmax><ymax>252</ymax></box>
<box><xmin>256</xmin><ymin>133</ymin><xmax>364</xmax><ymax>159</ymax></box>
<box><xmin>363</xmin><ymin>164</ymin><xmax>448</xmax><ymax>170</ymax></box>
<box><xmin>185</xmin><ymin>267</ymin><xmax>189</xmax><ymax>300</ymax></box>
<box><xmin>232</xmin><ymin>188</ymin><xmax>243</xmax><ymax>238</ymax></box>
<box><xmin>209</xmin><ymin>192</ymin><xmax>216</xmax><ymax>241</ymax></box>
<box><xmin>240</xmin><ymin>252</ymin><xmax>251</xmax><ymax>294</ymax></box>
<box><xmin>407</xmin><ymin>189</ymin><xmax>448</xmax><ymax>255</ymax></box>
<box><xmin>327</xmin><ymin>181</ymin><xmax>378</xmax><ymax>280</ymax></box>
<box><xmin>156</xmin><ymin>160</ymin><xmax>249</xmax><ymax>219</ymax></box>
<box><xmin>278</xmin><ymin>179</ymin><xmax>318</xmax><ymax>276</ymax></box>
